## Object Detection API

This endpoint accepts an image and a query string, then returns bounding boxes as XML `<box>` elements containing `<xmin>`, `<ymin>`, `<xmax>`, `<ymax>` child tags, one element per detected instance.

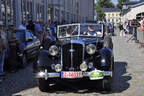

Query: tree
<box><xmin>95</xmin><ymin>4</ymin><xmax>105</xmax><ymax>21</ymax></box>
<box><xmin>95</xmin><ymin>0</ymin><xmax>114</xmax><ymax>21</ymax></box>
<box><xmin>96</xmin><ymin>0</ymin><xmax>115</xmax><ymax>8</ymax></box>
<box><xmin>117</xmin><ymin>0</ymin><xmax>130</xmax><ymax>9</ymax></box>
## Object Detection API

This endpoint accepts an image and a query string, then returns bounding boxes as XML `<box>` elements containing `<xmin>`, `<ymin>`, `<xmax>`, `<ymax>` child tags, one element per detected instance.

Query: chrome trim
<box><xmin>69</xmin><ymin>49</ymin><xmax>75</xmax><ymax>53</ymax></box>
<box><xmin>45</xmin><ymin>69</ymin><xmax>48</xmax><ymax>80</ymax></box>
<box><xmin>70</xmin><ymin>40</ymin><xmax>74</xmax><ymax>71</ymax></box>
<box><xmin>103</xmin><ymin>71</ymin><xmax>112</xmax><ymax>77</ymax></box>
<box><xmin>35</xmin><ymin>72</ymin><xmax>60</xmax><ymax>80</ymax></box>
<box><xmin>61</xmin><ymin>46</ymin><xmax>63</xmax><ymax>66</ymax></box>
<box><xmin>35</xmin><ymin>71</ymin><xmax>112</xmax><ymax>80</ymax></box>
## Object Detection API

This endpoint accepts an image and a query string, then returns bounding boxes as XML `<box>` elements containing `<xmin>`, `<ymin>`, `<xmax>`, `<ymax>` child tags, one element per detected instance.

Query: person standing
<box><xmin>26</xmin><ymin>20</ymin><xmax>35</xmax><ymax>35</ymax></box>
<box><xmin>119</xmin><ymin>23</ymin><xmax>125</xmax><ymax>37</ymax></box>
<box><xmin>7</xmin><ymin>27</ymin><xmax>20</xmax><ymax>72</ymax></box>
<box><xmin>133</xmin><ymin>20</ymin><xmax>138</xmax><ymax>40</ymax></box>
<box><xmin>141</xmin><ymin>17</ymin><xmax>144</xmax><ymax>31</ymax></box>
<box><xmin>34</xmin><ymin>21</ymin><xmax>43</xmax><ymax>42</ymax></box>
<box><xmin>0</xmin><ymin>21</ymin><xmax>6</xmax><ymax>82</ymax></box>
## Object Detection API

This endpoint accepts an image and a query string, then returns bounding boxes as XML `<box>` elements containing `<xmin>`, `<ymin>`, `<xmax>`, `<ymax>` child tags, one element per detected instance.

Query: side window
<box><xmin>25</xmin><ymin>31</ymin><xmax>33</xmax><ymax>41</ymax></box>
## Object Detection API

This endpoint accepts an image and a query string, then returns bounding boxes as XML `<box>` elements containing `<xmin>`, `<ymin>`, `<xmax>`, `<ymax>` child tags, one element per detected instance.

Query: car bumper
<box><xmin>35</xmin><ymin>70</ymin><xmax>112</xmax><ymax>80</ymax></box>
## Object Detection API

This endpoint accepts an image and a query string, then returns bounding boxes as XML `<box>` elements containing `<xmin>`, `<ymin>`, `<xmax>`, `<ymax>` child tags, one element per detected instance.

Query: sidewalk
<box><xmin>112</xmin><ymin>31</ymin><xmax>144</xmax><ymax>96</ymax></box>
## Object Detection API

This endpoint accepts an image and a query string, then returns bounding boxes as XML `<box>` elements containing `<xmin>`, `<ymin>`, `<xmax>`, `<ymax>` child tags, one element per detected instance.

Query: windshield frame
<box><xmin>57</xmin><ymin>23</ymin><xmax>103</xmax><ymax>39</ymax></box>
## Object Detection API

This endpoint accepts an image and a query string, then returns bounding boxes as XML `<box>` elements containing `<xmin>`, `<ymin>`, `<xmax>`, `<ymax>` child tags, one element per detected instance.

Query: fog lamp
<box><xmin>55</xmin><ymin>64</ymin><xmax>62</xmax><ymax>72</ymax></box>
<box><xmin>80</xmin><ymin>62</ymin><xmax>88</xmax><ymax>71</ymax></box>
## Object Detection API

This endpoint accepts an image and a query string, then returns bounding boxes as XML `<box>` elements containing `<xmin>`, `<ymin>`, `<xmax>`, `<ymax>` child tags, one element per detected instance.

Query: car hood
<box><xmin>59</xmin><ymin>37</ymin><xmax>103</xmax><ymax>45</ymax></box>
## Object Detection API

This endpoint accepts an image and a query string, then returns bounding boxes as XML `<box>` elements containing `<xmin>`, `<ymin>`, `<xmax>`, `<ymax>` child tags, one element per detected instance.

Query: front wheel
<box><xmin>21</xmin><ymin>54</ymin><xmax>27</xmax><ymax>68</ymax></box>
<box><xmin>101</xmin><ymin>76</ymin><xmax>112</xmax><ymax>92</ymax></box>
<box><xmin>38</xmin><ymin>79</ymin><xmax>50</xmax><ymax>92</ymax></box>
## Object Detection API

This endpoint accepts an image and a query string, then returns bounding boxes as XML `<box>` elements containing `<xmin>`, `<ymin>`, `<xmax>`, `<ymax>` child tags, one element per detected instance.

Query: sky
<box><xmin>94</xmin><ymin>0</ymin><xmax>118</xmax><ymax>5</ymax></box>
<box><xmin>112</xmin><ymin>0</ymin><xmax>118</xmax><ymax>5</ymax></box>
<box><xmin>94</xmin><ymin>0</ymin><xmax>140</xmax><ymax>5</ymax></box>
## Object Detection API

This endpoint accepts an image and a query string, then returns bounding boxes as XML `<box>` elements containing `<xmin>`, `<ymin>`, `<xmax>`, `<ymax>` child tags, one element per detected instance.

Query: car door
<box><xmin>25</xmin><ymin>31</ymin><xmax>40</xmax><ymax>59</ymax></box>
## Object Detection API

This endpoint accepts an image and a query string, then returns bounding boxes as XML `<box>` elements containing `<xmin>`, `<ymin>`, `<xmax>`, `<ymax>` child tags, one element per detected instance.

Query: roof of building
<box><xmin>122</xmin><ymin>0</ymin><xmax>144</xmax><ymax>5</ymax></box>
<box><xmin>101</xmin><ymin>8</ymin><xmax>121</xmax><ymax>12</ymax></box>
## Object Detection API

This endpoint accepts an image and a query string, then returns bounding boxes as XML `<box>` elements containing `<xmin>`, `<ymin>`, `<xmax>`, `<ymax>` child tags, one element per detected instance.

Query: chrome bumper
<box><xmin>35</xmin><ymin>70</ymin><xmax>112</xmax><ymax>80</ymax></box>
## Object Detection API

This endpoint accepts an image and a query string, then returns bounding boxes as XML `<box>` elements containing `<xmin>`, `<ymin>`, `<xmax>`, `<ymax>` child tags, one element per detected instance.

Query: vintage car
<box><xmin>36</xmin><ymin>23</ymin><xmax>114</xmax><ymax>92</ymax></box>
<box><xmin>15</xmin><ymin>29</ymin><xmax>40</xmax><ymax>67</ymax></box>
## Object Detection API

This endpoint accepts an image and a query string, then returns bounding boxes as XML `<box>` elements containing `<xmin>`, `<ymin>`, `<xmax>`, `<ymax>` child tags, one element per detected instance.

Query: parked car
<box><xmin>16</xmin><ymin>30</ymin><xmax>40</xmax><ymax>67</ymax></box>
<box><xmin>35</xmin><ymin>23</ymin><xmax>114</xmax><ymax>92</ymax></box>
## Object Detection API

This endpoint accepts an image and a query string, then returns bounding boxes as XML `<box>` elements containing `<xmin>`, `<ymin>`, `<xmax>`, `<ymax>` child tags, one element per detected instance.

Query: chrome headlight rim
<box><xmin>49</xmin><ymin>45</ymin><xmax>59</xmax><ymax>56</ymax></box>
<box><xmin>86</xmin><ymin>44</ymin><xmax>96</xmax><ymax>55</ymax></box>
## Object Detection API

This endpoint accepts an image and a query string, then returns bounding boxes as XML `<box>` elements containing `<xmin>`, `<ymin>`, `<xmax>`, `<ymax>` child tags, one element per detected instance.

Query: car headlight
<box><xmin>86</xmin><ymin>44</ymin><xmax>96</xmax><ymax>55</ymax></box>
<box><xmin>55</xmin><ymin>64</ymin><xmax>62</xmax><ymax>72</ymax></box>
<box><xmin>49</xmin><ymin>45</ymin><xmax>59</xmax><ymax>56</ymax></box>
<box><xmin>80</xmin><ymin>62</ymin><xmax>88</xmax><ymax>71</ymax></box>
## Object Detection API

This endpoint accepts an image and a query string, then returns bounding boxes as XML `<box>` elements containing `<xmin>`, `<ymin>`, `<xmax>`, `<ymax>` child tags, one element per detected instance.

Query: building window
<box><xmin>112</xmin><ymin>13</ymin><xmax>114</xmax><ymax>17</ymax></box>
<box><xmin>116</xmin><ymin>13</ymin><xmax>119</xmax><ymax>17</ymax></box>
<box><xmin>108</xmin><ymin>13</ymin><xmax>110</xmax><ymax>17</ymax></box>
<box><xmin>55</xmin><ymin>9</ymin><xmax>59</xmax><ymax>17</ymax></box>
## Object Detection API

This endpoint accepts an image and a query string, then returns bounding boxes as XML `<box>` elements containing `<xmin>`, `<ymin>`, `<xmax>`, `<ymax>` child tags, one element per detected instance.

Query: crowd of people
<box><xmin>0</xmin><ymin>19</ymin><xmax>62</xmax><ymax>83</ymax></box>
<box><xmin>1</xmin><ymin>18</ymin><xmax>144</xmax><ymax>83</ymax></box>
<box><xmin>118</xmin><ymin>17</ymin><xmax>144</xmax><ymax>42</ymax></box>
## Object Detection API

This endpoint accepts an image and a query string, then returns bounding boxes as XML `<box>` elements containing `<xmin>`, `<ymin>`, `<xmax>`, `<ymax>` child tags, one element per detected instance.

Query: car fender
<box><xmin>99</xmin><ymin>48</ymin><xmax>112</xmax><ymax>67</ymax></box>
<box><xmin>38</xmin><ymin>50</ymin><xmax>52</xmax><ymax>67</ymax></box>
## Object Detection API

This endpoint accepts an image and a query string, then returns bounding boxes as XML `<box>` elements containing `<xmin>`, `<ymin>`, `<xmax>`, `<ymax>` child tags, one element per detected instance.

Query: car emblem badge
<box><xmin>69</xmin><ymin>49</ymin><xmax>75</xmax><ymax>53</ymax></box>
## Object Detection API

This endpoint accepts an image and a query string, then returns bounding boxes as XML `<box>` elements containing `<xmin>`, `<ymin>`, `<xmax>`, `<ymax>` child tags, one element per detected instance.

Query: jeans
<box><xmin>120</xmin><ymin>30</ymin><xmax>126</xmax><ymax>37</ymax></box>
<box><xmin>0</xmin><ymin>49</ymin><xmax>6</xmax><ymax>76</ymax></box>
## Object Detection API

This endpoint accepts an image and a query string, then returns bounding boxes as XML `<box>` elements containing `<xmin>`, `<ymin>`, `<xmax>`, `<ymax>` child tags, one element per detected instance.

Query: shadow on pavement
<box><xmin>0</xmin><ymin>62</ymin><xmax>131</xmax><ymax>95</ymax></box>
<box><xmin>0</xmin><ymin>65</ymin><xmax>37</xmax><ymax>96</ymax></box>
<box><xmin>112</xmin><ymin>61</ymin><xmax>131</xmax><ymax>93</ymax></box>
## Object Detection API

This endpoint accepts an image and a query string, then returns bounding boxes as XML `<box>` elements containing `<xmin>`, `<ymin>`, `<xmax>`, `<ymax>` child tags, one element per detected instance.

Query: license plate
<box><xmin>61</xmin><ymin>71</ymin><xmax>83</xmax><ymax>78</ymax></box>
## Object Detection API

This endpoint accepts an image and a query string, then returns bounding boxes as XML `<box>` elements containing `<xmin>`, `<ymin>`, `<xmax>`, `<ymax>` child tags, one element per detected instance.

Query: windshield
<box><xmin>57</xmin><ymin>24</ymin><xmax>103</xmax><ymax>38</ymax></box>
<box><xmin>58</xmin><ymin>25</ymin><xmax>78</xmax><ymax>38</ymax></box>
<box><xmin>80</xmin><ymin>24</ymin><xmax>103</xmax><ymax>37</ymax></box>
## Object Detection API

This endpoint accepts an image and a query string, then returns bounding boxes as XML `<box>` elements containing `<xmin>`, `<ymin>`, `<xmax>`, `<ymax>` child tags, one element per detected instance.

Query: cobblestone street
<box><xmin>1</xmin><ymin>32</ymin><xmax>144</xmax><ymax>96</ymax></box>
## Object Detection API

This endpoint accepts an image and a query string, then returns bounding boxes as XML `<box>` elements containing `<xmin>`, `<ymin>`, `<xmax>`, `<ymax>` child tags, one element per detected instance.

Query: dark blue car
<box><xmin>16</xmin><ymin>30</ymin><xmax>40</xmax><ymax>67</ymax></box>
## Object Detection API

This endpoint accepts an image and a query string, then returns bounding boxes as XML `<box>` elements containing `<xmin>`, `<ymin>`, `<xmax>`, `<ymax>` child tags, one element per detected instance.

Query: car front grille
<box><xmin>62</xmin><ymin>43</ymin><xmax>83</xmax><ymax>71</ymax></box>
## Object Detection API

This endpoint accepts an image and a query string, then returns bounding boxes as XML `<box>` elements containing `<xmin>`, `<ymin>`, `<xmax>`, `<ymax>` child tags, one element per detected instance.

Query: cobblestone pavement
<box><xmin>1</xmin><ymin>32</ymin><xmax>144</xmax><ymax>96</ymax></box>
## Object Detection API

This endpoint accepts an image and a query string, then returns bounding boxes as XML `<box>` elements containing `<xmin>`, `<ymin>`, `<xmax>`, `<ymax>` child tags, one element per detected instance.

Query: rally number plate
<box><xmin>61</xmin><ymin>71</ymin><xmax>83</xmax><ymax>78</ymax></box>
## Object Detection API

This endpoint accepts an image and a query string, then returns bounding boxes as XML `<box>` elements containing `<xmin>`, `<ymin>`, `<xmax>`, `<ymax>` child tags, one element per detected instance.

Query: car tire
<box><xmin>100</xmin><ymin>76</ymin><xmax>112</xmax><ymax>92</ymax></box>
<box><xmin>38</xmin><ymin>78</ymin><xmax>50</xmax><ymax>92</ymax></box>
<box><xmin>21</xmin><ymin>54</ymin><xmax>27</xmax><ymax>68</ymax></box>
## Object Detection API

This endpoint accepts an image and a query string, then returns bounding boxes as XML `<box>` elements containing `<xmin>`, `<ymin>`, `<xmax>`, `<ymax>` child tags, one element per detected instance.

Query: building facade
<box><xmin>0</xmin><ymin>0</ymin><xmax>94</xmax><ymax>28</ymax></box>
<box><xmin>102</xmin><ymin>8</ymin><xmax>121</xmax><ymax>24</ymax></box>
<box><xmin>122</xmin><ymin>0</ymin><xmax>144</xmax><ymax>22</ymax></box>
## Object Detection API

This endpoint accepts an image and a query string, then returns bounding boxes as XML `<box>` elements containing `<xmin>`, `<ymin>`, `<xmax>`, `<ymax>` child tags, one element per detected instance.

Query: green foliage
<box><xmin>95</xmin><ymin>5</ymin><xmax>105</xmax><ymax>21</ymax></box>
<box><xmin>117</xmin><ymin>0</ymin><xmax>130</xmax><ymax>9</ymax></box>
<box><xmin>96</xmin><ymin>0</ymin><xmax>115</xmax><ymax>8</ymax></box>
<box><xmin>95</xmin><ymin>0</ymin><xmax>114</xmax><ymax>21</ymax></box>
